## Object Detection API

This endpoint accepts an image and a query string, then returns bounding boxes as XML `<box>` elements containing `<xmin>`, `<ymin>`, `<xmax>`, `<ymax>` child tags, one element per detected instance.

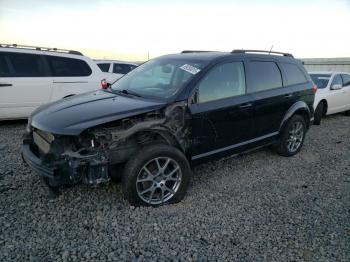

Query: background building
<box><xmin>301</xmin><ymin>58</ymin><xmax>350</xmax><ymax>73</ymax></box>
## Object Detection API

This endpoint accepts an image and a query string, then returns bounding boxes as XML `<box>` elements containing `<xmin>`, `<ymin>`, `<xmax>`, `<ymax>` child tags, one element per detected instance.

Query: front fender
<box><xmin>279</xmin><ymin>101</ymin><xmax>313</xmax><ymax>132</ymax></box>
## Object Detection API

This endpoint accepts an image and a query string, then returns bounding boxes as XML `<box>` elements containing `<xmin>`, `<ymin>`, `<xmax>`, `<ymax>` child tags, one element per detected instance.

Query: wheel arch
<box><xmin>279</xmin><ymin>101</ymin><xmax>312</xmax><ymax>132</ymax></box>
<box><xmin>317</xmin><ymin>99</ymin><xmax>328</xmax><ymax>115</ymax></box>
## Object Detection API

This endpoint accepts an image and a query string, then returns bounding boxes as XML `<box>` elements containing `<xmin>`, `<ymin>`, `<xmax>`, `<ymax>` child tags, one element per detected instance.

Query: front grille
<box><xmin>33</xmin><ymin>130</ymin><xmax>54</xmax><ymax>154</ymax></box>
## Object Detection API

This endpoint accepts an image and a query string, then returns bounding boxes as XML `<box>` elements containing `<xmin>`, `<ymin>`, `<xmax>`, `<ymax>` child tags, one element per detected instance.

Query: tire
<box><xmin>274</xmin><ymin>114</ymin><xmax>306</xmax><ymax>157</ymax></box>
<box><xmin>344</xmin><ymin>110</ymin><xmax>350</xmax><ymax>116</ymax></box>
<box><xmin>314</xmin><ymin>102</ymin><xmax>324</xmax><ymax>125</ymax></box>
<box><xmin>122</xmin><ymin>144</ymin><xmax>191</xmax><ymax>206</ymax></box>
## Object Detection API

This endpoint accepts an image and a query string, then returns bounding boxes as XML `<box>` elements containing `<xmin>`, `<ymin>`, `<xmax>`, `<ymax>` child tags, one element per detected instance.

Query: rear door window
<box><xmin>341</xmin><ymin>74</ymin><xmax>350</xmax><ymax>86</ymax></box>
<box><xmin>97</xmin><ymin>63</ymin><xmax>110</xmax><ymax>72</ymax></box>
<box><xmin>47</xmin><ymin>56</ymin><xmax>92</xmax><ymax>77</ymax></box>
<box><xmin>0</xmin><ymin>52</ymin><xmax>46</xmax><ymax>77</ymax></box>
<box><xmin>197</xmin><ymin>61</ymin><xmax>246</xmax><ymax>103</ymax></box>
<box><xmin>247</xmin><ymin>61</ymin><xmax>282</xmax><ymax>93</ymax></box>
<box><xmin>279</xmin><ymin>63</ymin><xmax>307</xmax><ymax>85</ymax></box>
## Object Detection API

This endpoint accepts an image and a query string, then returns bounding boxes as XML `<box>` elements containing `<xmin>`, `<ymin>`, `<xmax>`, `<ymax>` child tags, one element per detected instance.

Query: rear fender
<box><xmin>279</xmin><ymin>101</ymin><xmax>312</xmax><ymax>133</ymax></box>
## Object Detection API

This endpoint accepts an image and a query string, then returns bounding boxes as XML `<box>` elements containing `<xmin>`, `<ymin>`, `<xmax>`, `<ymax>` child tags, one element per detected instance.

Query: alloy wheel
<box><xmin>286</xmin><ymin>121</ymin><xmax>304</xmax><ymax>153</ymax></box>
<box><xmin>136</xmin><ymin>157</ymin><xmax>182</xmax><ymax>205</ymax></box>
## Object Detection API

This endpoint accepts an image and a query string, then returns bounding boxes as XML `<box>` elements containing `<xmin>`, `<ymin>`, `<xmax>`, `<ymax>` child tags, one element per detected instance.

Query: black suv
<box><xmin>22</xmin><ymin>50</ymin><xmax>315</xmax><ymax>206</ymax></box>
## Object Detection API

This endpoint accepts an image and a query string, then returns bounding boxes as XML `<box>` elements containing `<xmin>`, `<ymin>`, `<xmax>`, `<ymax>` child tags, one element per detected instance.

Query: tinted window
<box><xmin>47</xmin><ymin>56</ymin><xmax>92</xmax><ymax>77</ymax></box>
<box><xmin>248</xmin><ymin>61</ymin><xmax>282</xmax><ymax>93</ymax></box>
<box><xmin>310</xmin><ymin>74</ymin><xmax>331</xmax><ymax>89</ymax></box>
<box><xmin>280</xmin><ymin>63</ymin><xmax>307</xmax><ymax>85</ymax></box>
<box><xmin>341</xmin><ymin>74</ymin><xmax>350</xmax><ymax>86</ymax></box>
<box><xmin>97</xmin><ymin>63</ymin><xmax>110</xmax><ymax>72</ymax></box>
<box><xmin>198</xmin><ymin>62</ymin><xmax>246</xmax><ymax>103</ymax></box>
<box><xmin>113</xmin><ymin>63</ymin><xmax>135</xmax><ymax>74</ymax></box>
<box><xmin>331</xmin><ymin>75</ymin><xmax>343</xmax><ymax>86</ymax></box>
<box><xmin>1</xmin><ymin>52</ymin><xmax>46</xmax><ymax>77</ymax></box>
<box><xmin>0</xmin><ymin>53</ymin><xmax>11</xmax><ymax>76</ymax></box>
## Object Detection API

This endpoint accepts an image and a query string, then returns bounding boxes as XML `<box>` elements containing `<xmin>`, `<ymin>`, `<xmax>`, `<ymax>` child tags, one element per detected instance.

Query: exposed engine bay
<box><xmin>25</xmin><ymin>102</ymin><xmax>191</xmax><ymax>187</ymax></box>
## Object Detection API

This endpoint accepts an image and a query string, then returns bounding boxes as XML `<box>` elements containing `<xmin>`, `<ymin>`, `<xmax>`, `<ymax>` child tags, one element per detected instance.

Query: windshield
<box><xmin>111</xmin><ymin>58</ymin><xmax>206</xmax><ymax>99</ymax></box>
<box><xmin>310</xmin><ymin>74</ymin><xmax>331</xmax><ymax>89</ymax></box>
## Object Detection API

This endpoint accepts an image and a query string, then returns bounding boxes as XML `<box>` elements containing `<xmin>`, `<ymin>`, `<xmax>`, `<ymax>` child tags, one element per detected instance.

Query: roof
<box><xmin>159</xmin><ymin>51</ymin><xmax>296</xmax><ymax>63</ymax></box>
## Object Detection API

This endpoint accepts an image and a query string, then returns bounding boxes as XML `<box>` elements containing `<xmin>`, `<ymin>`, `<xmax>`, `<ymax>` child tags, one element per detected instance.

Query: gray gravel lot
<box><xmin>0</xmin><ymin>115</ymin><xmax>349</xmax><ymax>261</ymax></box>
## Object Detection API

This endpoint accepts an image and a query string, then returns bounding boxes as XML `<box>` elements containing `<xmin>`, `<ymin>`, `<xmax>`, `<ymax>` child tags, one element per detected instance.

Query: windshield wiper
<box><xmin>115</xmin><ymin>89</ymin><xmax>142</xmax><ymax>98</ymax></box>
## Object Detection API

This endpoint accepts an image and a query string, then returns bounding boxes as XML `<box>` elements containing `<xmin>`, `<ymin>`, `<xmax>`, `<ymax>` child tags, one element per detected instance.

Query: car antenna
<box><xmin>269</xmin><ymin>45</ymin><xmax>274</xmax><ymax>55</ymax></box>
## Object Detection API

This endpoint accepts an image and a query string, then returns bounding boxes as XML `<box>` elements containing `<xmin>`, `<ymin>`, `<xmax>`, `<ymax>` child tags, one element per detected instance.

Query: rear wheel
<box><xmin>314</xmin><ymin>102</ymin><xmax>324</xmax><ymax>125</ymax></box>
<box><xmin>122</xmin><ymin>144</ymin><xmax>191</xmax><ymax>206</ymax></box>
<box><xmin>274</xmin><ymin>115</ymin><xmax>306</xmax><ymax>157</ymax></box>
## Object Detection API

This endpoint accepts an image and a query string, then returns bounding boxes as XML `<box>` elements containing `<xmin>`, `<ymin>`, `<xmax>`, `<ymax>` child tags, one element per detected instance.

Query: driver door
<box><xmin>190</xmin><ymin>61</ymin><xmax>255</xmax><ymax>160</ymax></box>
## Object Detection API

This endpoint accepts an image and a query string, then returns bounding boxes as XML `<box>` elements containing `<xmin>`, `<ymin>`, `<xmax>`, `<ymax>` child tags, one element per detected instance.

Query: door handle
<box><xmin>284</xmin><ymin>94</ymin><xmax>293</xmax><ymax>98</ymax></box>
<box><xmin>0</xmin><ymin>83</ymin><xmax>12</xmax><ymax>87</ymax></box>
<box><xmin>239</xmin><ymin>103</ymin><xmax>252</xmax><ymax>109</ymax></box>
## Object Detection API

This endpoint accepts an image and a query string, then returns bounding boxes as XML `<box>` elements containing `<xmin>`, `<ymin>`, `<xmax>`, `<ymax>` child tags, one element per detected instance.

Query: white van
<box><xmin>0</xmin><ymin>44</ymin><xmax>109</xmax><ymax>120</ymax></box>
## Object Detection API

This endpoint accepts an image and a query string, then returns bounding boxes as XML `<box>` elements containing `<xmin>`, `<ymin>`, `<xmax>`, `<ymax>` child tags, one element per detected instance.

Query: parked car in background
<box><xmin>22</xmin><ymin>50</ymin><xmax>315</xmax><ymax>206</ymax></box>
<box><xmin>95</xmin><ymin>60</ymin><xmax>138</xmax><ymax>82</ymax></box>
<box><xmin>0</xmin><ymin>44</ymin><xmax>109</xmax><ymax>120</ymax></box>
<box><xmin>310</xmin><ymin>71</ymin><xmax>350</xmax><ymax>124</ymax></box>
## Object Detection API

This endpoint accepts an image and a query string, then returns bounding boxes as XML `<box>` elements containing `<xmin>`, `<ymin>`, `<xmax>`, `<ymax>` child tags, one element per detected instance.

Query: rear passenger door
<box><xmin>0</xmin><ymin>51</ymin><xmax>52</xmax><ymax>119</ymax></box>
<box><xmin>190</xmin><ymin>60</ymin><xmax>255</xmax><ymax>158</ymax></box>
<box><xmin>246</xmin><ymin>60</ymin><xmax>293</xmax><ymax>138</ymax></box>
<box><xmin>46</xmin><ymin>54</ymin><xmax>96</xmax><ymax>100</ymax></box>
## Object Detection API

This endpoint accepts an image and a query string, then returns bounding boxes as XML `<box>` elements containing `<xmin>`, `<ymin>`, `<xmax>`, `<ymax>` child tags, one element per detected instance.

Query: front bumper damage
<box><xmin>22</xmin><ymin>102</ymin><xmax>191</xmax><ymax>188</ymax></box>
<box><xmin>22</xmin><ymin>134</ymin><xmax>109</xmax><ymax>187</ymax></box>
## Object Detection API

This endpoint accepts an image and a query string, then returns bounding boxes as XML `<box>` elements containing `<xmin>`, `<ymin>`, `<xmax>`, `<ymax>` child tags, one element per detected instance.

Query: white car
<box><xmin>95</xmin><ymin>60</ymin><xmax>138</xmax><ymax>82</ymax></box>
<box><xmin>310</xmin><ymin>71</ymin><xmax>350</xmax><ymax>124</ymax></box>
<box><xmin>0</xmin><ymin>44</ymin><xmax>109</xmax><ymax>120</ymax></box>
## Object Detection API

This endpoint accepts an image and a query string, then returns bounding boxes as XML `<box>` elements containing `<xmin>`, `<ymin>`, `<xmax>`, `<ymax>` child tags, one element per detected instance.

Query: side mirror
<box><xmin>330</xmin><ymin>84</ymin><xmax>342</xmax><ymax>90</ymax></box>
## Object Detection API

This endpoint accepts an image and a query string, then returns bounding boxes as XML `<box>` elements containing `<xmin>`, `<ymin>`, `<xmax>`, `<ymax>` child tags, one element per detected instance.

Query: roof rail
<box><xmin>231</xmin><ymin>49</ymin><xmax>293</xmax><ymax>57</ymax></box>
<box><xmin>181</xmin><ymin>50</ymin><xmax>216</xmax><ymax>53</ymax></box>
<box><xmin>0</xmin><ymin>43</ymin><xmax>83</xmax><ymax>56</ymax></box>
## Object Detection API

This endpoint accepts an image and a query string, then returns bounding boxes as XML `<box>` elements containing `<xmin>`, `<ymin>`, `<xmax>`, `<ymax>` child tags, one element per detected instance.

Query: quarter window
<box><xmin>279</xmin><ymin>63</ymin><xmax>307</xmax><ymax>85</ymax></box>
<box><xmin>197</xmin><ymin>62</ymin><xmax>246</xmax><ymax>103</ymax></box>
<box><xmin>97</xmin><ymin>63</ymin><xmax>110</xmax><ymax>72</ymax></box>
<box><xmin>47</xmin><ymin>56</ymin><xmax>92</xmax><ymax>77</ymax></box>
<box><xmin>248</xmin><ymin>61</ymin><xmax>282</xmax><ymax>93</ymax></box>
<box><xmin>0</xmin><ymin>52</ymin><xmax>46</xmax><ymax>77</ymax></box>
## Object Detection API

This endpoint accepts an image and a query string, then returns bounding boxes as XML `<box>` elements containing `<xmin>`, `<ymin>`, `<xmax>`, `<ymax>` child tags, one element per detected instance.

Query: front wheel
<box><xmin>122</xmin><ymin>144</ymin><xmax>191</xmax><ymax>206</ymax></box>
<box><xmin>274</xmin><ymin>115</ymin><xmax>306</xmax><ymax>157</ymax></box>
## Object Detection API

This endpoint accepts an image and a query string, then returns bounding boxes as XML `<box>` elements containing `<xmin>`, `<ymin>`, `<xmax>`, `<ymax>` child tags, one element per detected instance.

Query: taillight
<box><xmin>312</xmin><ymin>85</ymin><xmax>318</xmax><ymax>94</ymax></box>
<box><xmin>101</xmin><ymin>79</ymin><xmax>108</xmax><ymax>89</ymax></box>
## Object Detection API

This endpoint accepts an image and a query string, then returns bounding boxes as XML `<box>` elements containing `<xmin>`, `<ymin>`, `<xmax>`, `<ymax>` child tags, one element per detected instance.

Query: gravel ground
<box><xmin>0</xmin><ymin>115</ymin><xmax>349</xmax><ymax>261</ymax></box>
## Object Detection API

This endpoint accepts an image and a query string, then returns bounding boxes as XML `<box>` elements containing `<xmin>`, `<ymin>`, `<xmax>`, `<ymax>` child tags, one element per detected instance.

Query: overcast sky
<box><xmin>1</xmin><ymin>0</ymin><xmax>349</xmax><ymax>61</ymax></box>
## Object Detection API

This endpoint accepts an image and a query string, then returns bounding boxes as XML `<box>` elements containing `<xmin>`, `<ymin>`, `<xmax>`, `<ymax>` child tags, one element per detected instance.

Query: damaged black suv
<box><xmin>22</xmin><ymin>50</ymin><xmax>315</xmax><ymax>206</ymax></box>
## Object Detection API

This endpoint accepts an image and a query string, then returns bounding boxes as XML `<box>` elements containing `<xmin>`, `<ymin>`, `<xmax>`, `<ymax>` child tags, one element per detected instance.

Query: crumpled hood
<box><xmin>30</xmin><ymin>90</ymin><xmax>166</xmax><ymax>135</ymax></box>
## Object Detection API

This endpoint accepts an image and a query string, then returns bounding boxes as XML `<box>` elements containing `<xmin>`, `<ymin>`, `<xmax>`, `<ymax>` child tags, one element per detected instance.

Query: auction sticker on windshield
<box><xmin>180</xmin><ymin>64</ymin><xmax>201</xmax><ymax>75</ymax></box>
